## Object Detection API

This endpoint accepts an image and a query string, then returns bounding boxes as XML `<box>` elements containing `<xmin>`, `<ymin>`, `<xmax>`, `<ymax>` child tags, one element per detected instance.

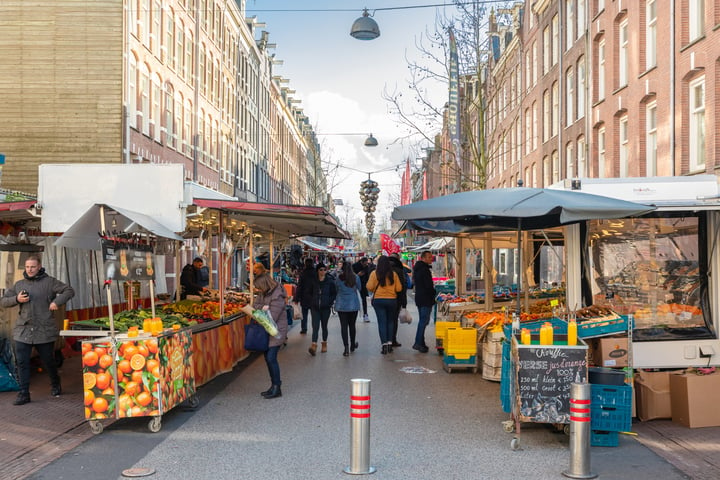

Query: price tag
<box><xmin>550</xmin><ymin>299</ymin><xmax>559</xmax><ymax>307</ymax></box>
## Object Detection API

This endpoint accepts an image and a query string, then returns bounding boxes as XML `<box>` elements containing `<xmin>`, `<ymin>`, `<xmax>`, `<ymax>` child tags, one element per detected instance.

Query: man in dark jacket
<box><xmin>352</xmin><ymin>257</ymin><xmax>370</xmax><ymax>322</ymax></box>
<box><xmin>412</xmin><ymin>251</ymin><xmax>436</xmax><ymax>353</ymax></box>
<box><xmin>294</xmin><ymin>258</ymin><xmax>316</xmax><ymax>334</ymax></box>
<box><xmin>0</xmin><ymin>255</ymin><xmax>75</xmax><ymax>405</ymax></box>
<box><xmin>180</xmin><ymin>257</ymin><xmax>206</xmax><ymax>299</ymax></box>
<box><xmin>388</xmin><ymin>254</ymin><xmax>408</xmax><ymax>348</ymax></box>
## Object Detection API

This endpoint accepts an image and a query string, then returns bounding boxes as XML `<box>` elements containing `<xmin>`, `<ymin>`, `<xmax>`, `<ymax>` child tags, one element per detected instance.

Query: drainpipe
<box><xmin>670</xmin><ymin>0</ymin><xmax>676</xmax><ymax>176</ymax></box>
<box><xmin>124</xmin><ymin>1</ymin><xmax>132</xmax><ymax>163</ymax></box>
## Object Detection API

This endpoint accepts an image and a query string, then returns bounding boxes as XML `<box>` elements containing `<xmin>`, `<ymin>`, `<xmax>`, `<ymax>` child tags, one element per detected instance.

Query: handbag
<box><xmin>244</xmin><ymin>321</ymin><xmax>269</xmax><ymax>352</ymax></box>
<box><xmin>399</xmin><ymin>307</ymin><xmax>413</xmax><ymax>324</ymax></box>
<box><xmin>292</xmin><ymin>302</ymin><xmax>302</xmax><ymax>320</ymax></box>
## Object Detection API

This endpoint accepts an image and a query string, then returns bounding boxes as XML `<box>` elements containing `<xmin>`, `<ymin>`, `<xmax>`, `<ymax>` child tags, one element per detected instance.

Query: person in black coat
<box><xmin>294</xmin><ymin>258</ymin><xmax>316</xmax><ymax>334</ymax></box>
<box><xmin>412</xmin><ymin>251</ymin><xmax>436</xmax><ymax>352</ymax></box>
<box><xmin>308</xmin><ymin>263</ymin><xmax>337</xmax><ymax>356</ymax></box>
<box><xmin>388</xmin><ymin>254</ymin><xmax>408</xmax><ymax>348</ymax></box>
<box><xmin>352</xmin><ymin>257</ymin><xmax>371</xmax><ymax>321</ymax></box>
<box><xmin>180</xmin><ymin>257</ymin><xmax>206</xmax><ymax>299</ymax></box>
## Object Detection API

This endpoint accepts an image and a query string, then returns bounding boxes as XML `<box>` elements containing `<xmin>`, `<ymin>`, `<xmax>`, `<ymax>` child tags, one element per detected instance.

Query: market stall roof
<box><xmin>55</xmin><ymin>203</ymin><xmax>184</xmax><ymax>250</ymax></box>
<box><xmin>193</xmin><ymin>199</ymin><xmax>350</xmax><ymax>240</ymax></box>
<box><xmin>0</xmin><ymin>200</ymin><xmax>38</xmax><ymax>224</ymax></box>
<box><xmin>297</xmin><ymin>238</ymin><xmax>332</xmax><ymax>252</ymax></box>
<box><xmin>407</xmin><ymin>237</ymin><xmax>454</xmax><ymax>252</ymax></box>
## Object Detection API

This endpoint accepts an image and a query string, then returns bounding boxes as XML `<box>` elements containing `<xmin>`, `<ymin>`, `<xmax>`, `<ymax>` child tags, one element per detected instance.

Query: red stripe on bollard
<box><xmin>350</xmin><ymin>413</ymin><xmax>371</xmax><ymax>418</ymax></box>
<box><xmin>570</xmin><ymin>399</ymin><xmax>591</xmax><ymax>405</ymax></box>
<box><xmin>351</xmin><ymin>395</ymin><xmax>370</xmax><ymax>401</ymax></box>
<box><xmin>351</xmin><ymin>404</ymin><xmax>370</xmax><ymax>410</ymax></box>
<box><xmin>570</xmin><ymin>407</ymin><xmax>590</xmax><ymax>414</ymax></box>
<box><xmin>569</xmin><ymin>416</ymin><xmax>591</xmax><ymax>422</ymax></box>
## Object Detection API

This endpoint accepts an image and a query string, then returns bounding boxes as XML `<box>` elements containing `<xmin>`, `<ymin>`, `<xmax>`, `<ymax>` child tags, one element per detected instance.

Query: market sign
<box><xmin>101</xmin><ymin>239</ymin><xmax>155</xmax><ymax>281</ymax></box>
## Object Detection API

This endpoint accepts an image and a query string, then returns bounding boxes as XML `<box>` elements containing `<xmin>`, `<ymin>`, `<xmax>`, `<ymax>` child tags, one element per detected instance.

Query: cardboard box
<box><xmin>635</xmin><ymin>370</ymin><xmax>681</xmax><ymax>421</ymax></box>
<box><xmin>588</xmin><ymin>337</ymin><xmax>628</xmax><ymax>367</ymax></box>
<box><xmin>669</xmin><ymin>373</ymin><xmax>720</xmax><ymax>428</ymax></box>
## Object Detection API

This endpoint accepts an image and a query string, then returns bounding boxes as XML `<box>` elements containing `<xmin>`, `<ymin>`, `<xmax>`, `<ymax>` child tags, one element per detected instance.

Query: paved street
<box><xmin>17</xmin><ymin>298</ymin><xmax>698</xmax><ymax>480</ymax></box>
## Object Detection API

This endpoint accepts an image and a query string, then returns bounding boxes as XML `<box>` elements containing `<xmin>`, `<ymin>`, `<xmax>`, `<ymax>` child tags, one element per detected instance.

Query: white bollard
<box><xmin>344</xmin><ymin>378</ymin><xmax>376</xmax><ymax>475</ymax></box>
<box><xmin>563</xmin><ymin>382</ymin><xmax>598</xmax><ymax>479</ymax></box>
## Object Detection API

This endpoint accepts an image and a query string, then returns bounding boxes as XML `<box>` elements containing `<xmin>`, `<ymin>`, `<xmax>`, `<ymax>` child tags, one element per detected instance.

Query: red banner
<box><xmin>380</xmin><ymin>234</ymin><xmax>401</xmax><ymax>255</ymax></box>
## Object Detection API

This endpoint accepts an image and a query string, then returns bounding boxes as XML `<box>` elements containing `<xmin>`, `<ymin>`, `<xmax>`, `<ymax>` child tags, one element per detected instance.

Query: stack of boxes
<box><xmin>590</xmin><ymin>384</ymin><xmax>633</xmax><ymax>447</ymax></box>
<box><xmin>434</xmin><ymin>321</ymin><xmax>460</xmax><ymax>355</ymax></box>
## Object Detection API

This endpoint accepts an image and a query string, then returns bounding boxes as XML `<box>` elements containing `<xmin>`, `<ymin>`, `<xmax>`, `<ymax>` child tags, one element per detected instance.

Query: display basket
<box><xmin>444</xmin><ymin>327</ymin><xmax>477</xmax><ymax>358</ymax></box>
<box><xmin>591</xmin><ymin>430</ymin><xmax>619</xmax><ymax>447</ymax></box>
<box><xmin>578</xmin><ymin>315</ymin><xmax>632</xmax><ymax>339</ymax></box>
<box><xmin>434</xmin><ymin>321</ymin><xmax>461</xmax><ymax>354</ymax></box>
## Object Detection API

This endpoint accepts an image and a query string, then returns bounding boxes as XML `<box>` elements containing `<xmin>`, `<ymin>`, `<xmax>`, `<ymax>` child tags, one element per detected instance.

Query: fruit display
<box><xmin>575</xmin><ymin>305</ymin><xmax>621</xmax><ymax>323</ymax></box>
<box><xmin>82</xmin><ymin>331</ymin><xmax>195</xmax><ymax>423</ymax></box>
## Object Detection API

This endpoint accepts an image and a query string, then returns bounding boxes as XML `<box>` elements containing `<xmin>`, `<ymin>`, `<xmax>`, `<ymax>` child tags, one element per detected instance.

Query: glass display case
<box><xmin>585</xmin><ymin>214</ymin><xmax>711</xmax><ymax>341</ymax></box>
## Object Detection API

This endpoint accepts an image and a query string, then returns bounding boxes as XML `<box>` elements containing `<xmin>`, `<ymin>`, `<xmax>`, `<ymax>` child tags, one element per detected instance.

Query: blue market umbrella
<box><xmin>392</xmin><ymin>187</ymin><xmax>656</xmax><ymax>312</ymax></box>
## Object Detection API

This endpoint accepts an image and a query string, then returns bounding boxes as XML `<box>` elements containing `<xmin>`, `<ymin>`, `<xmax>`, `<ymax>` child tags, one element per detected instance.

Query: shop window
<box><xmin>585</xmin><ymin>215</ymin><xmax>711</xmax><ymax>341</ymax></box>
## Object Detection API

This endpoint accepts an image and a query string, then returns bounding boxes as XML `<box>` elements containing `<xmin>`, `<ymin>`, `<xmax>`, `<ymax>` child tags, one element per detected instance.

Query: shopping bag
<box><xmin>292</xmin><ymin>302</ymin><xmax>302</xmax><ymax>320</ymax></box>
<box><xmin>399</xmin><ymin>307</ymin><xmax>413</xmax><ymax>324</ymax></box>
<box><xmin>244</xmin><ymin>321</ymin><xmax>269</xmax><ymax>352</ymax></box>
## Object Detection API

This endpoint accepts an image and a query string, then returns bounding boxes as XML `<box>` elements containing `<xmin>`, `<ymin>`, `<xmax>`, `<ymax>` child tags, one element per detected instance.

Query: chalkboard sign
<box><xmin>512</xmin><ymin>337</ymin><xmax>588</xmax><ymax>424</ymax></box>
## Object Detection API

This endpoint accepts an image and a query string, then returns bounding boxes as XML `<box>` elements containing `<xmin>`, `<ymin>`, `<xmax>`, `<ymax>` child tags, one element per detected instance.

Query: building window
<box><xmin>543</xmin><ymin>26</ymin><xmax>551</xmax><ymax>74</ymax></box>
<box><xmin>128</xmin><ymin>54</ymin><xmax>137</xmax><ymax>130</ymax></box>
<box><xmin>525</xmin><ymin>51</ymin><xmax>532</xmax><ymax>92</ymax></box>
<box><xmin>543</xmin><ymin>156</ymin><xmax>550</xmax><ymax>186</ymax></box>
<box><xmin>552</xmin><ymin>81</ymin><xmax>559</xmax><ymax>137</ymax></box>
<box><xmin>646</xmin><ymin>0</ymin><xmax>657</xmax><ymax>69</ymax></box>
<box><xmin>577</xmin><ymin>0</ymin><xmax>586</xmax><ymax>38</ymax></box>
<box><xmin>183</xmin><ymin>99</ymin><xmax>192</xmax><ymax>156</ymax></box>
<box><xmin>577</xmin><ymin>136</ymin><xmax>586</xmax><ymax>177</ymax></box>
<box><xmin>176</xmin><ymin>21</ymin><xmax>184</xmax><ymax>76</ymax></box>
<box><xmin>532</xmin><ymin>101</ymin><xmax>538</xmax><ymax>150</ymax></box>
<box><xmin>152</xmin><ymin>1</ymin><xmax>161</xmax><ymax>57</ymax></box>
<box><xmin>552</xmin><ymin>15</ymin><xmax>559</xmax><ymax>66</ymax></box>
<box><xmin>525</xmin><ymin>108</ymin><xmax>531</xmax><ymax>155</ymax></box>
<box><xmin>199</xmin><ymin>47</ymin><xmax>206</xmax><ymax>96</ymax></box>
<box><xmin>543</xmin><ymin>90</ymin><xmax>550</xmax><ymax>142</ymax></box>
<box><xmin>646</xmin><ymin>102</ymin><xmax>657</xmax><ymax>176</ymax></box>
<box><xmin>139</xmin><ymin>63</ymin><xmax>150</xmax><ymax>136</ymax></box>
<box><xmin>164</xmin><ymin>84</ymin><xmax>175</xmax><ymax>148</ymax></box>
<box><xmin>619</xmin><ymin>19</ymin><xmax>628</xmax><ymax>87</ymax></box>
<box><xmin>619</xmin><ymin>116</ymin><xmax>629</xmax><ymax>177</ymax></box>
<box><xmin>152</xmin><ymin>74</ymin><xmax>161</xmax><ymax>141</ymax></box>
<box><xmin>598</xmin><ymin>127</ymin><xmax>606</xmax><ymax>177</ymax></box>
<box><xmin>689</xmin><ymin>77</ymin><xmax>706</xmax><ymax>170</ymax></box>
<box><xmin>597</xmin><ymin>39</ymin><xmax>605</xmax><ymax>101</ymax></box>
<box><xmin>566</xmin><ymin>67</ymin><xmax>574</xmax><ymax>126</ymax></box>
<box><xmin>552</xmin><ymin>150</ymin><xmax>560</xmax><ymax>183</ymax></box>
<box><xmin>141</xmin><ymin>0</ymin><xmax>151</xmax><ymax>47</ymax></box>
<box><xmin>566</xmin><ymin>142</ymin><xmax>574</xmax><ymax>178</ymax></box>
<box><xmin>532</xmin><ymin>41</ymin><xmax>538</xmax><ymax>85</ymax></box>
<box><xmin>566</xmin><ymin>0</ymin><xmax>575</xmax><ymax>49</ymax></box>
<box><xmin>577</xmin><ymin>57</ymin><xmax>586</xmax><ymax>119</ymax></box>
<box><xmin>185</xmin><ymin>31</ymin><xmax>194</xmax><ymax>87</ymax></box>
<box><xmin>689</xmin><ymin>0</ymin><xmax>705</xmax><ymax>41</ymax></box>
<box><xmin>163</xmin><ymin>9</ymin><xmax>174</xmax><ymax>66</ymax></box>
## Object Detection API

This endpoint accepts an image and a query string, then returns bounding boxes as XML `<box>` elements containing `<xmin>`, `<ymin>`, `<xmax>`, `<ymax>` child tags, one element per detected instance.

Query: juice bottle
<box><xmin>539</xmin><ymin>324</ymin><xmax>547</xmax><ymax>345</ymax></box>
<box><xmin>520</xmin><ymin>328</ymin><xmax>531</xmax><ymax>345</ymax></box>
<box><xmin>567</xmin><ymin>319</ymin><xmax>578</xmax><ymax>346</ymax></box>
<box><xmin>546</xmin><ymin>323</ymin><xmax>554</xmax><ymax>345</ymax></box>
<box><xmin>143</xmin><ymin>318</ymin><xmax>152</xmax><ymax>333</ymax></box>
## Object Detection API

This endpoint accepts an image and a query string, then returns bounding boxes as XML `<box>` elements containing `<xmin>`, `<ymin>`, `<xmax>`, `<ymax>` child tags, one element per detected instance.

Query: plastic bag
<box><xmin>399</xmin><ymin>307</ymin><xmax>413</xmax><ymax>324</ymax></box>
<box><xmin>241</xmin><ymin>305</ymin><xmax>280</xmax><ymax>338</ymax></box>
<box><xmin>292</xmin><ymin>302</ymin><xmax>302</xmax><ymax>320</ymax></box>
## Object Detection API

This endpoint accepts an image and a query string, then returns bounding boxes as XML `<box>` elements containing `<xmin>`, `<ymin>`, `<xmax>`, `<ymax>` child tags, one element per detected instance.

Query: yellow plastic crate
<box><xmin>444</xmin><ymin>327</ymin><xmax>478</xmax><ymax>359</ymax></box>
<box><xmin>435</xmin><ymin>321</ymin><xmax>461</xmax><ymax>351</ymax></box>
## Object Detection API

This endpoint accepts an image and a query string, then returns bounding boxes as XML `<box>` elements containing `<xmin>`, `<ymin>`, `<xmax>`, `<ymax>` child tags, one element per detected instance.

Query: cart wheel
<box><xmin>148</xmin><ymin>416</ymin><xmax>162</xmax><ymax>433</ymax></box>
<box><xmin>187</xmin><ymin>394</ymin><xmax>200</xmax><ymax>409</ymax></box>
<box><xmin>510</xmin><ymin>437</ymin><xmax>521</xmax><ymax>451</ymax></box>
<box><xmin>502</xmin><ymin>420</ymin><xmax>516</xmax><ymax>433</ymax></box>
<box><xmin>564</xmin><ymin>424</ymin><xmax>571</xmax><ymax>436</ymax></box>
<box><xmin>89</xmin><ymin>420</ymin><xmax>103</xmax><ymax>435</ymax></box>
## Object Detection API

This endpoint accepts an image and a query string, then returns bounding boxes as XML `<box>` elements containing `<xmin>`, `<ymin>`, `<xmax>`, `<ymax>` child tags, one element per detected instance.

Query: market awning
<box><xmin>408</xmin><ymin>237</ymin><xmax>454</xmax><ymax>252</ymax></box>
<box><xmin>0</xmin><ymin>200</ymin><xmax>38</xmax><ymax>224</ymax></box>
<box><xmin>55</xmin><ymin>204</ymin><xmax>184</xmax><ymax>250</ymax></box>
<box><xmin>192</xmin><ymin>199</ymin><xmax>350</xmax><ymax>239</ymax></box>
<box><xmin>297</xmin><ymin>238</ymin><xmax>332</xmax><ymax>252</ymax></box>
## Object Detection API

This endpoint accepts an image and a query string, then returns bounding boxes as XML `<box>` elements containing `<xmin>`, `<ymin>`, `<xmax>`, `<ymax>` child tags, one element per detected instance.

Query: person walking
<box><xmin>295</xmin><ymin>258</ymin><xmax>316</xmax><ymax>334</ymax></box>
<box><xmin>308</xmin><ymin>263</ymin><xmax>336</xmax><ymax>356</ymax></box>
<box><xmin>388</xmin><ymin>253</ymin><xmax>408</xmax><ymax>348</ymax></box>
<box><xmin>412</xmin><ymin>251</ymin><xmax>437</xmax><ymax>353</ymax></box>
<box><xmin>1</xmin><ymin>255</ymin><xmax>75</xmax><ymax>405</ymax></box>
<box><xmin>334</xmin><ymin>259</ymin><xmax>361</xmax><ymax>357</ymax></box>
<box><xmin>352</xmin><ymin>257</ymin><xmax>370</xmax><ymax>322</ymax></box>
<box><xmin>253</xmin><ymin>273</ymin><xmax>288</xmax><ymax>399</ymax></box>
<box><xmin>180</xmin><ymin>257</ymin><xmax>206</xmax><ymax>299</ymax></box>
<box><xmin>366</xmin><ymin>255</ymin><xmax>402</xmax><ymax>354</ymax></box>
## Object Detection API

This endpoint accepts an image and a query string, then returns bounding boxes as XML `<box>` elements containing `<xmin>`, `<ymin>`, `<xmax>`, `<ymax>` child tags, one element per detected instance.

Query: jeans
<box><xmin>311</xmin><ymin>306</ymin><xmax>331</xmax><ymax>342</ymax></box>
<box><xmin>372</xmin><ymin>298</ymin><xmax>397</xmax><ymax>344</ymax></box>
<box><xmin>359</xmin><ymin>287</ymin><xmax>368</xmax><ymax>315</ymax></box>
<box><xmin>264</xmin><ymin>345</ymin><xmax>281</xmax><ymax>386</ymax></box>
<box><xmin>338</xmin><ymin>311</ymin><xmax>358</xmax><ymax>347</ymax></box>
<box><xmin>15</xmin><ymin>340</ymin><xmax>60</xmax><ymax>393</ymax></box>
<box><xmin>414</xmin><ymin>305</ymin><xmax>433</xmax><ymax>347</ymax></box>
<box><xmin>301</xmin><ymin>306</ymin><xmax>311</xmax><ymax>332</ymax></box>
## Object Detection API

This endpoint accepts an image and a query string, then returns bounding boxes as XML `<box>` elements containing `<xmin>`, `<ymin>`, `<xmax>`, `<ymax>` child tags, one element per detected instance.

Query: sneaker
<box><xmin>51</xmin><ymin>385</ymin><xmax>62</xmax><ymax>397</ymax></box>
<box><xmin>391</xmin><ymin>341</ymin><xmax>402</xmax><ymax>347</ymax></box>
<box><xmin>412</xmin><ymin>344</ymin><xmax>429</xmax><ymax>353</ymax></box>
<box><xmin>363</xmin><ymin>314</ymin><xmax>370</xmax><ymax>323</ymax></box>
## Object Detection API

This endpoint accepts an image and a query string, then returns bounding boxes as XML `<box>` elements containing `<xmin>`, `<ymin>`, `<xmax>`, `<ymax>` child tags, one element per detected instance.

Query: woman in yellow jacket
<box><xmin>366</xmin><ymin>255</ymin><xmax>403</xmax><ymax>354</ymax></box>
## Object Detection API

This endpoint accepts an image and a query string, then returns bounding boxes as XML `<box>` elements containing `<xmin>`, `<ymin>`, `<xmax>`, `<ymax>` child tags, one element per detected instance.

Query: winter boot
<box><xmin>13</xmin><ymin>390</ymin><xmax>31</xmax><ymax>405</ymax></box>
<box><xmin>321</xmin><ymin>341</ymin><xmax>327</xmax><ymax>353</ymax></box>
<box><xmin>264</xmin><ymin>385</ymin><xmax>282</xmax><ymax>399</ymax></box>
<box><xmin>261</xmin><ymin>386</ymin><xmax>274</xmax><ymax>397</ymax></box>
<box><xmin>308</xmin><ymin>342</ymin><xmax>317</xmax><ymax>356</ymax></box>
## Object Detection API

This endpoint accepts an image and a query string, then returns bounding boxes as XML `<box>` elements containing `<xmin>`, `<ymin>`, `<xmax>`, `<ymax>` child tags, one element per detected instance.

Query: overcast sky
<box><xmin>246</xmin><ymin>1</ymin><xmax>455</xmax><ymax>233</ymax></box>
